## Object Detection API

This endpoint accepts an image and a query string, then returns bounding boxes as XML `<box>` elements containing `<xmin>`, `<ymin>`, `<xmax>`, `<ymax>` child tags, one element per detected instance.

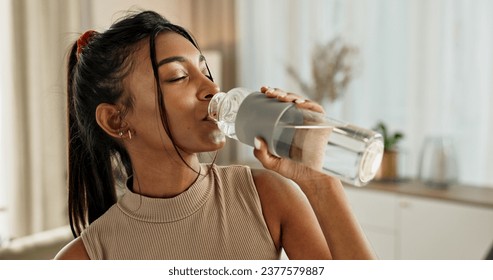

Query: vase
<box><xmin>417</xmin><ymin>136</ymin><xmax>458</xmax><ymax>188</ymax></box>
<box><xmin>374</xmin><ymin>150</ymin><xmax>399</xmax><ymax>181</ymax></box>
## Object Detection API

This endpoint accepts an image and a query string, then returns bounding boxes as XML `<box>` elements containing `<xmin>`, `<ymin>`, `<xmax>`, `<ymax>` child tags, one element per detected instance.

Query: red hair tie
<box><xmin>76</xmin><ymin>30</ymin><xmax>96</xmax><ymax>58</ymax></box>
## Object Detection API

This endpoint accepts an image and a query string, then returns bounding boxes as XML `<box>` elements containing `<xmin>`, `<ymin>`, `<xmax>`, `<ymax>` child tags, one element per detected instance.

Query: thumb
<box><xmin>253</xmin><ymin>137</ymin><xmax>314</xmax><ymax>181</ymax></box>
<box><xmin>252</xmin><ymin>137</ymin><xmax>282</xmax><ymax>171</ymax></box>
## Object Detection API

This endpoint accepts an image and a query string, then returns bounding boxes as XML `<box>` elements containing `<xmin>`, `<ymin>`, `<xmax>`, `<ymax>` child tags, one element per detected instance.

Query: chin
<box><xmin>208</xmin><ymin>129</ymin><xmax>227</xmax><ymax>145</ymax></box>
<box><xmin>190</xmin><ymin>134</ymin><xmax>226</xmax><ymax>154</ymax></box>
<box><xmin>216</xmin><ymin>140</ymin><xmax>227</xmax><ymax>149</ymax></box>
<box><xmin>209</xmin><ymin>138</ymin><xmax>226</xmax><ymax>151</ymax></box>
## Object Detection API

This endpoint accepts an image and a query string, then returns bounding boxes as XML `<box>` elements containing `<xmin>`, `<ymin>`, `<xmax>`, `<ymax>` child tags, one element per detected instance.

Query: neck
<box><xmin>129</xmin><ymin>153</ymin><xmax>203</xmax><ymax>198</ymax></box>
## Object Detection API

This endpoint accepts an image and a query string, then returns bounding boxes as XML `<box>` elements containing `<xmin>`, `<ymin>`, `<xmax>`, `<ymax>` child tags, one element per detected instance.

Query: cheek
<box><xmin>165</xmin><ymin>108</ymin><xmax>194</xmax><ymax>138</ymax></box>
<box><xmin>165</xmin><ymin>99</ymin><xmax>196</xmax><ymax>124</ymax></box>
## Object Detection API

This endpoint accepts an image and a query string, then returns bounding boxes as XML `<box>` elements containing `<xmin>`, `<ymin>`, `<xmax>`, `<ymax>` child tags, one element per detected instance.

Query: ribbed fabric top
<box><xmin>81</xmin><ymin>164</ymin><xmax>280</xmax><ymax>260</ymax></box>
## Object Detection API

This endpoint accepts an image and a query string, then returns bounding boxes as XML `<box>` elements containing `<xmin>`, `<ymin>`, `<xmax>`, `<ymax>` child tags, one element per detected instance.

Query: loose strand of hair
<box><xmin>149</xmin><ymin>29</ymin><xmax>200</xmax><ymax>174</ymax></box>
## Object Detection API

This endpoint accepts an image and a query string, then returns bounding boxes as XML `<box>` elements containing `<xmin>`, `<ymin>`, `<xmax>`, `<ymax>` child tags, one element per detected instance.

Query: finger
<box><xmin>262</xmin><ymin>87</ymin><xmax>289</xmax><ymax>99</ymax></box>
<box><xmin>260</xmin><ymin>86</ymin><xmax>279</xmax><ymax>96</ymax></box>
<box><xmin>263</xmin><ymin>87</ymin><xmax>281</xmax><ymax>98</ymax></box>
<box><xmin>260</xmin><ymin>86</ymin><xmax>324</xmax><ymax>113</ymax></box>
<box><xmin>262</xmin><ymin>86</ymin><xmax>305</xmax><ymax>101</ymax></box>
<box><xmin>294</xmin><ymin>100</ymin><xmax>325</xmax><ymax>114</ymax></box>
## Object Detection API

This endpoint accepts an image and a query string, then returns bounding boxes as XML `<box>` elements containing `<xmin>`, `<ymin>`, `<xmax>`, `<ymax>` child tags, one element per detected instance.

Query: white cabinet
<box><xmin>344</xmin><ymin>187</ymin><xmax>493</xmax><ymax>260</ymax></box>
<box><xmin>398</xmin><ymin>196</ymin><xmax>493</xmax><ymax>259</ymax></box>
<box><xmin>344</xmin><ymin>188</ymin><xmax>398</xmax><ymax>259</ymax></box>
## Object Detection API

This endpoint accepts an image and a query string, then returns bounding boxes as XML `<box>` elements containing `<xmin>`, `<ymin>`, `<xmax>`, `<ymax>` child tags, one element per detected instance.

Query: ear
<box><xmin>95</xmin><ymin>103</ymin><xmax>126</xmax><ymax>138</ymax></box>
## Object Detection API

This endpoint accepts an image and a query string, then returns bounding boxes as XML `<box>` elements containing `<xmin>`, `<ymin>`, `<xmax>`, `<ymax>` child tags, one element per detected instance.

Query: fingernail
<box><xmin>265</xmin><ymin>87</ymin><xmax>275</xmax><ymax>94</ymax></box>
<box><xmin>294</xmin><ymin>99</ymin><xmax>306</xmax><ymax>104</ymax></box>
<box><xmin>254</xmin><ymin>137</ymin><xmax>261</xmax><ymax>150</ymax></box>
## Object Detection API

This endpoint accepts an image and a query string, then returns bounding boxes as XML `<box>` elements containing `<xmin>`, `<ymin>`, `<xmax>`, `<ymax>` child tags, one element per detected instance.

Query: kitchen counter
<box><xmin>346</xmin><ymin>179</ymin><xmax>493</xmax><ymax>209</ymax></box>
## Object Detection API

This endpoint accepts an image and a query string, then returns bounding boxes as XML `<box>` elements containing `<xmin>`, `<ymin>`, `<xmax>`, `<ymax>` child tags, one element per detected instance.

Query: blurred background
<box><xmin>0</xmin><ymin>0</ymin><xmax>492</xmax><ymax>259</ymax></box>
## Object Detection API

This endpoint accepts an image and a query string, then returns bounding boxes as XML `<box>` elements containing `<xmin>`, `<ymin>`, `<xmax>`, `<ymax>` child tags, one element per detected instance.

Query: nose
<box><xmin>199</xmin><ymin>78</ymin><xmax>220</xmax><ymax>101</ymax></box>
<box><xmin>203</xmin><ymin>88</ymin><xmax>219</xmax><ymax>100</ymax></box>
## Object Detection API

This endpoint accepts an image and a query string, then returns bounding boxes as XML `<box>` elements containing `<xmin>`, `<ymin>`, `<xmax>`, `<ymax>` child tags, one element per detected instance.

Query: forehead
<box><xmin>155</xmin><ymin>32</ymin><xmax>200</xmax><ymax>59</ymax></box>
<box><xmin>128</xmin><ymin>32</ymin><xmax>200</xmax><ymax>79</ymax></box>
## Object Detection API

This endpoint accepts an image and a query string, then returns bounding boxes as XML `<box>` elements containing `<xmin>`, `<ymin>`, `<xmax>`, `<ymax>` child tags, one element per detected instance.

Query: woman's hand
<box><xmin>253</xmin><ymin>86</ymin><xmax>331</xmax><ymax>181</ymax></box>
<box><xmin>261</xmin><ymin>86</ymin><xmax>325</xmax><ymax>113</ymax></box>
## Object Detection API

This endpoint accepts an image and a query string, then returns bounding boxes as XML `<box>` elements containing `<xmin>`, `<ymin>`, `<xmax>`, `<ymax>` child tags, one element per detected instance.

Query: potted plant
<box><xmin>373</xmin><ymin>121</ymin><xmax>404</xmax><ymax>181</ymax></box>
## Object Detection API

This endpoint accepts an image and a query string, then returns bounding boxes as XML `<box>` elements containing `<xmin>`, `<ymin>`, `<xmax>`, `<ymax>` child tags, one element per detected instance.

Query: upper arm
<box><xmin>252</xmin><ymin>168</ymin><xmax>332</xmax><ymax>260</ymax></box>
<box><xmin>54</xmin><ymin>237</ymin><xmax>91</xmax><ymax>260</ymax></box>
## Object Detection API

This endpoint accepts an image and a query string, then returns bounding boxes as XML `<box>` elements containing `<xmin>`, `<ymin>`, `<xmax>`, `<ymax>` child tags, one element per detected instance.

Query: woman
<box><xmin>55</xmin><ymin>10</ymin><xmax>374</xmax><ymax>260</ymax></box>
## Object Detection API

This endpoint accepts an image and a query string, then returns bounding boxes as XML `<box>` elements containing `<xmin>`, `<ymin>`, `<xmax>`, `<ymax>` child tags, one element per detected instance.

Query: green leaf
<box><xmin>373</xmin><ymin>121</ymin><xmax>404</xmax><ymax>151</ymax></box>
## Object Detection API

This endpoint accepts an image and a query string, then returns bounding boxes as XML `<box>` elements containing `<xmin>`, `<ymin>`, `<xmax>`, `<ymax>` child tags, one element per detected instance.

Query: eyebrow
<box><xmin>157</xmin><ymin>54</ymin><xmax>206</xmax><ymax>68</ymax></box>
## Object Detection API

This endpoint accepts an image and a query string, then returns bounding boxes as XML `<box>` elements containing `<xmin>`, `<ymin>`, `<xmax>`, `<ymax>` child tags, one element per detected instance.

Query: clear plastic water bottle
<box><xmin>208</xmin><ymin>88</ymin><xmax>384</xmax><ymax>186</ymax></box>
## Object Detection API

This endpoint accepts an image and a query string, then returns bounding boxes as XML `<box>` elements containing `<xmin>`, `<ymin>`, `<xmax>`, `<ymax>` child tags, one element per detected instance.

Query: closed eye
<box><xmin>167</xmin><ymin>75</ymin><xmax>188</xmax><ymax>83</ymax></box>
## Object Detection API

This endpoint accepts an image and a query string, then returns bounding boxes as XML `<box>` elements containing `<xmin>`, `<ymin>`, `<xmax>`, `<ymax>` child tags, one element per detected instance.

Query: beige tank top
<box><xmin>81</xmin><ymin>164</ymin><xmax>280</xmax><ymax>260</ymax></box>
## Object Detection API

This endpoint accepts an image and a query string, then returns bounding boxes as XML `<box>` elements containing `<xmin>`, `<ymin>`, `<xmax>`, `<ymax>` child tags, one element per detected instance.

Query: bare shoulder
<box><xmin>54</xmin><ymin>237</ymin><xmax>90</xmax><ymax>260</ymax></box>
<box><xmin>251</xmin><ymin>168</ymin><xmax>299</xmax><ymax>250</ymax></box>
<box><xmin>251</xmin><ymin>168</ymin><xmax>291</xmax><ymax>191</ymax></box>
<box><xmin>251</xmin><ymin>168</ymin><xmax>308</xmax><ymax>206</ymax></box>
<box><xmin>251</xmin><ymin>168</ymin><xmax>331</xmax><ymax>259</ymax></box>
<box><xmin>250</xmin><ymin>168</ymin><xmax>312</xmax><ymax>227</ymax></box>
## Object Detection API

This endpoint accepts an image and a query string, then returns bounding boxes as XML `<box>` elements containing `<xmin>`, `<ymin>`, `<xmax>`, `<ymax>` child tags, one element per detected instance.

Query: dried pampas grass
<box><xmin>287</xmin><ymin>37</ymin><xmax>359</xmax><ymax>104</ymax></box>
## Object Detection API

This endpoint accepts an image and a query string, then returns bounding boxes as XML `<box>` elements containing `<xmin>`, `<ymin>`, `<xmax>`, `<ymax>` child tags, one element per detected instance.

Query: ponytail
<box><xmin>66</xmin><ymin>41</ymin><xmax>119</xmax><ymax>237</ymax></box>
<box><xmin>67</xmin><ymin>42</ymin><xmax>86</xmax><ymax>237</ymax></box>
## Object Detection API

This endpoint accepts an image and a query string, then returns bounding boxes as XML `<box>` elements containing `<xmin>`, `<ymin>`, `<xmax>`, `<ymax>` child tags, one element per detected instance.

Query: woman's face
<box><xmin>123</xmin><ymin>31</ymin><xmax>223</xmax><ymax>156</ymax></box>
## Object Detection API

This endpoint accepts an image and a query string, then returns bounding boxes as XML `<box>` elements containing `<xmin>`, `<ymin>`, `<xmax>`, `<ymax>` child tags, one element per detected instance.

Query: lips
<box><xmin>203</xmin><ymin>114</ymin><xmax>216</xmax><ymax>122</ymax></box>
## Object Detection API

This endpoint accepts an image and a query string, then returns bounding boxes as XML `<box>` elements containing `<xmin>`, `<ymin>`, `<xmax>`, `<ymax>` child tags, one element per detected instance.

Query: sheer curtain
<box><xmin>236</xmin><ymin>0</ymin><xmax>493</xmax><ymax>187</ymax></box>
<box><xmin>4</xmin><ymin>0</ymin><xmax>82</xmax><ymax>238</ymax></box>
<box><xmin>0</xmin><ymin>0</ymin><xmax>15</xmax><ymax>244</ymax></box>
